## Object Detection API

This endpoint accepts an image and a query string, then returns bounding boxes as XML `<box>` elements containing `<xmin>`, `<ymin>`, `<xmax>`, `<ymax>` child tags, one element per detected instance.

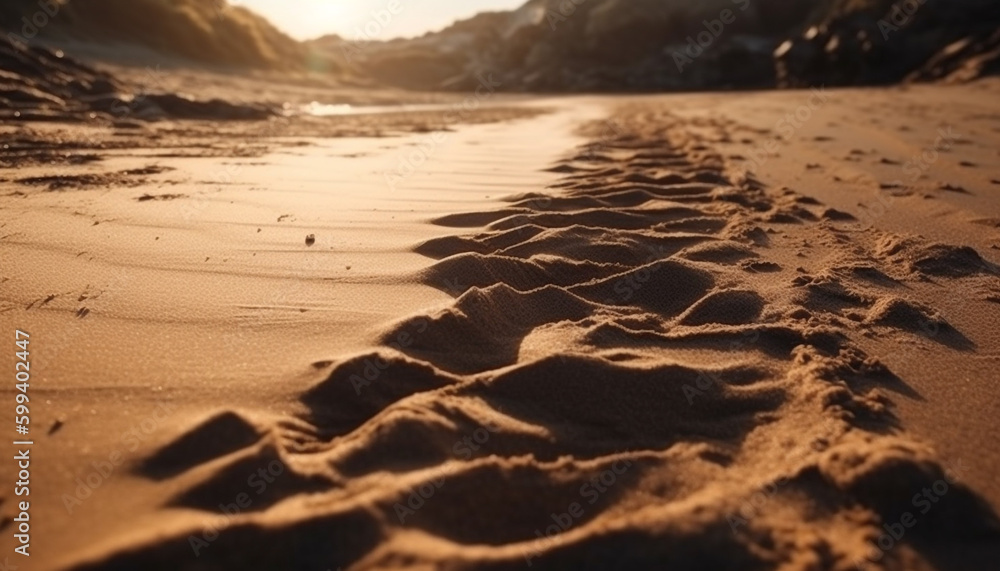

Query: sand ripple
<box><xmin>68</xmin><ymin>105</ymin><xmax>1000</xmax><ymax>571</ymax></box>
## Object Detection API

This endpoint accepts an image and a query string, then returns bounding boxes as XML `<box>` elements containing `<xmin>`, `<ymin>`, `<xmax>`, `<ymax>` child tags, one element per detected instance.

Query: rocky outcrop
<box><xmin>909</xmin><ymin>28</ymin><xmax>1000</xmax><ymax>83</ymax></box>
<box><xmin>310</xmin><ymin>0</ymin><xmax>1000</xmax><ymax>92</ymax></box>
<box><xmin>775</xmin><ymin>0</ymin><xmax>1000</xmax><ymax>87</ymax></box>
<box><xmin>0</xmin><ymin>35</ymin><xmax>118</xmax><ymax>120</ymax></box>
<box><xmin>312</xmin><ymin>0</ymin><xmax>818</xmax><ymax>92</ymax></box>
<box><xmin>0</xmin><ymin>35</ymin><xmax>274</xmax><ymax>122</ymax></box>
<box><xmin>3</xmin><ymin>0</ymin><xmax>997</xmax><ymax>96</ymax></box>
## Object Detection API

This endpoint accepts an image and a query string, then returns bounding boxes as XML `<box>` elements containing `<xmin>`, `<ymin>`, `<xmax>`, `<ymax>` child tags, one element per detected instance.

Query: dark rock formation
<box><xmin>312</xmin><ymin>0</ymin><xmax>818</xmax><ymax>92</ymax></box>
<box><xmin>3</xmin><ymin>0</ymin><xmax>997</xmax><ymax>98</ymax></box>
<box><xmin>310</xmin><ymin>0</ymin><xmax>1000</xmax><ymax>92</ymax></box>
<box><xmin>776</xmin><ymin>0</ymin><xmax>1000</xmax><ymax>87</ymax></box>
<box><xmin>0</xmin><ymin>35</ymin><xmax>273</xmax><ymax>122</ymax></box>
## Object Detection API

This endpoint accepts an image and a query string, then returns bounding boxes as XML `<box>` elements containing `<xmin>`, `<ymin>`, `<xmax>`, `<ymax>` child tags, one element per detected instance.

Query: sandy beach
<box><xmin>4</xmin><ymin>1</ymin><xmax>1000</xmax><ymax>566</ymax></box>
<box><xmin>2</xmin><ymin>77</ymin><xmax>999</xmax><ymax>569</ymax></box>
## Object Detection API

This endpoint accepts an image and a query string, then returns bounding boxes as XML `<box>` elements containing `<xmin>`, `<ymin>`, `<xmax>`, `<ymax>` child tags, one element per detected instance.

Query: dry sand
<box><xmin>1</xmin><ymin>82</ymin><xmax>999</xmax><ymax>570</ymax></box>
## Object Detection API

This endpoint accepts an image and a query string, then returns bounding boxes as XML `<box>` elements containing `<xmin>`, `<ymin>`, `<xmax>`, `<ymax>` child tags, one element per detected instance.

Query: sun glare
<box><xmin>235</xmin><ymin>0</ymin><xmax>526</xmax><ymax>40</ymax></box>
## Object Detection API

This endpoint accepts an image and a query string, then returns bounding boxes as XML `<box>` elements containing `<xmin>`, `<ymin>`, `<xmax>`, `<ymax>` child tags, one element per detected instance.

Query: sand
<box><xmin>1</xmin><ymin>82</ymin><xmax>999</xmax><ymax>570</ymax></box>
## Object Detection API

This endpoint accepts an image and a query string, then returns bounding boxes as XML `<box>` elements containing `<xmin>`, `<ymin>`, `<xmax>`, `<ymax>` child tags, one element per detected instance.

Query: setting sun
<box><xmin>235</xmin><ymin>0</ymin><xmax>526</xmax><ymax>39</ymax></box>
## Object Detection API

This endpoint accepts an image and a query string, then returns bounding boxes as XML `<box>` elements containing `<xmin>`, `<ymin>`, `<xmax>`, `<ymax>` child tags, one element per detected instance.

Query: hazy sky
<box><xmin>235</xmin><ymin>0</ymin><xmax>526</xmax><ymax>40</ymax></box>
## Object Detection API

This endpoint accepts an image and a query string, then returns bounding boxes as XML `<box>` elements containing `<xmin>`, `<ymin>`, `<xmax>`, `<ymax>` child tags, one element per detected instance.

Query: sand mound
<box><xmin>678</xmin><ymin>290</ymin><xmax>766</xmax><ymax>326</ymax></box>
<box><xmin>140</xmin><ymin>411</ymin><xmax>262</xmax><ymax>479</ymax></box>
<box><xmin>420</xmin><ymin>252</ymin><xmax>626</xmax><ymax>293</ymax></box>
<box><xmin>571</xmin><ymin>260</ymin><xmax>717</xmax><ymax>316</ymax></box>
<box><xmin>875</xmin><ymin>235</ymin><xmax>992</xmax><ymax>277</ymax></box>
<box><xmin>64</xmin><ymin>103</ymin><xmax>1000</xmax><ymax>571</ymax></box>
<box><xmin>865</xmin><ymin>297</ymin><xmax>940</xmax><ymax>330</ymax></box>
<box><xmin>303</xmin><ymin>352</ymin><xmax>460</xmax><ymax>435</ymax></box>
<box><xmin>777</xmin><ymin>0</ymin><xmax>1000</xmax><ymax>86</ymax></box>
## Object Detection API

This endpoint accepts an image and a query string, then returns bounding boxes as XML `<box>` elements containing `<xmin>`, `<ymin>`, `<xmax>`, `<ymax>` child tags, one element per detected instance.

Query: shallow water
<box><xmin>299</xmin><ymin>101</ymin><xmax>463</xmax><ymax>117</ymax></box>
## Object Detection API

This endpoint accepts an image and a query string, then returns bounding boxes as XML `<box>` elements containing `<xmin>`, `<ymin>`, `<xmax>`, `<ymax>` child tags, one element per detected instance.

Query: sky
<box><xmin>234</xmin><ymin>0</ymin><xmax>527</xmax><ymax>41</ymax></box>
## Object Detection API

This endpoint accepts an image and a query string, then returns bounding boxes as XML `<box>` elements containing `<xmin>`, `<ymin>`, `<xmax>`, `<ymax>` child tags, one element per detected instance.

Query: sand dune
<box><xmin>39</xmin><ymin>90</ymin><xmax>1000</xmax><ymax>570</ymax></box>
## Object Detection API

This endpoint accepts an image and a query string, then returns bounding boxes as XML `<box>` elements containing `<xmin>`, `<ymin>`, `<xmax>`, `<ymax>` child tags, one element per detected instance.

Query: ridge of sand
<box><xmin>55</xmin><ymin>98</ymin><xmax>1000</xmax><ymax>570</ymax></box>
